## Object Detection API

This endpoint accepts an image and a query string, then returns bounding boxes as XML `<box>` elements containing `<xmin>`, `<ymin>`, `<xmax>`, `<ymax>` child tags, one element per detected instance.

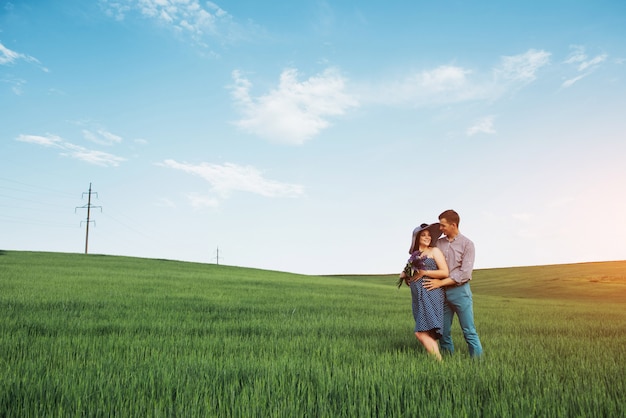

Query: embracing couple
<box><xmin>399</xmin><ymin>209</ymin><xmax>483</xmax><ymax>361</ymax></box>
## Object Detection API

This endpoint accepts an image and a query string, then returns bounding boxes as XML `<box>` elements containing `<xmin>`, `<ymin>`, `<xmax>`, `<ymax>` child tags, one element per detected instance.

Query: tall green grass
<box><xmin>1</xmin><ymin>251</ymin><xmax>624</xmax><ymax>417</ymax></box>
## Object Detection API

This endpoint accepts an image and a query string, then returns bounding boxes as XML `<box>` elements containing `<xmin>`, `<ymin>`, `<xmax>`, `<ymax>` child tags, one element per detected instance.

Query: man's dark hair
<box><xmin>439</xmin><ymin>209</ymin><xmax>460</xmax><ymax>226</ymax></box>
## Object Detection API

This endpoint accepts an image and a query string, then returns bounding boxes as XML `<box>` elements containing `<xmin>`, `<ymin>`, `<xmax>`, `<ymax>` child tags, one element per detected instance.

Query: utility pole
<box><xmin>213</xmin><ymin>246</ymin><xmax>221</xmax><ymax>265</ymax></box>
<box><xmin>75</xmin><ymin>183</ymin><xmax>102</xmax><ymax>254</ymax></box>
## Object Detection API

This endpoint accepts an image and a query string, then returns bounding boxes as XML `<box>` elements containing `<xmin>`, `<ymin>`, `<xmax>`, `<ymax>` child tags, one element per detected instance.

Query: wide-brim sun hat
<box><xmin>409</xmin><ymin>222</ymin><xmax>442</xmax><ymax>253</ymax></box>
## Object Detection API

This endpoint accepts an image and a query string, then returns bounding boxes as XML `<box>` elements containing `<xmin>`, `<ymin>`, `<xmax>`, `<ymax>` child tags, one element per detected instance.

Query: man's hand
<box><xmin>422</xmin><ymin>277</ymin><xmax>441</xmax><ymax>291</ymax></box>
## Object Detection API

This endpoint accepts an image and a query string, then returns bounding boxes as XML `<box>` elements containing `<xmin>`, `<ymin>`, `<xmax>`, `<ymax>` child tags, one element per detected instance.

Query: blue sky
<box><xmin>1</xmin><ymin>0</ymin><xmax>625</xmax><ymax>275</ymax></box>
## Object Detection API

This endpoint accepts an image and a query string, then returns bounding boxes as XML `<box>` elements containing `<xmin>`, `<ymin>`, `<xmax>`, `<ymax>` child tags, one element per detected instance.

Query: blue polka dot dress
<box><xmin>410</xmin><ymin>257</ymin><xmax>443</xmax><ymax>338</ymax></box>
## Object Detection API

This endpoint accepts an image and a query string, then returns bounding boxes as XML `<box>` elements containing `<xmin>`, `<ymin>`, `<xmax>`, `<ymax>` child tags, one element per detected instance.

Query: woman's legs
<box><xmin>415</xmin><ymin>331</ymin><xmax>442</xmax><ymax>361</ymax></box>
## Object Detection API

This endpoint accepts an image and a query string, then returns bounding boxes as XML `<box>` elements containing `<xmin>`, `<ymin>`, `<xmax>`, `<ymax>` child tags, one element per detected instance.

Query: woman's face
<box><xmin>419</xmin><ymin>230</ymin><xmax>432</xmax><ymax>247</ymax></box>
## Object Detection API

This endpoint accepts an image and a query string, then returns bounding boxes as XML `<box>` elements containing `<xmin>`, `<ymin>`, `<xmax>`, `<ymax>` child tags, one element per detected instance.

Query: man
<box><xmin>422</xmin><ymin>209</ymin><xmax>483</xmax><ymax>357</ymax></box>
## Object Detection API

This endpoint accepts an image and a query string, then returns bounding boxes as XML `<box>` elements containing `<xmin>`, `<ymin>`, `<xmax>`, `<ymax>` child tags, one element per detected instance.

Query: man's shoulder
<box><xmin>436</xmin><ymin>234</ymin><xmax>474</xmax><ymax>250</ymax></box>
<box><xmin>458</xmin><ymin>233</ymin><xmax>472</xmax><ymax>241</ymax></box>
<box><xmin>457</xmin><ymin>233</ymin><xmax>475</xmax><ymax>247</ymax></box>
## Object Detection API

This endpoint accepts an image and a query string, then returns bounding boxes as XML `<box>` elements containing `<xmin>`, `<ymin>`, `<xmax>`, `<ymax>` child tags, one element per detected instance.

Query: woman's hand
<box><xmin>398</xmin><ymin>271</ymin><xmax>410</xmax><ymax>287</ymax></box>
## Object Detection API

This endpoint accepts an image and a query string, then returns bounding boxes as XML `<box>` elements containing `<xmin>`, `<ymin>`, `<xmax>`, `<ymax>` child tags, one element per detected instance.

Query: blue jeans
<box><xmin>440</xmin><ymin>283</ymin><xmax>483</xmax><ymax>357</ymax></box>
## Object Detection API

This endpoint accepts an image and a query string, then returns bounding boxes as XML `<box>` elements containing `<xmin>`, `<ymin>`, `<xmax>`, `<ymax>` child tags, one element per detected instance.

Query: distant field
<box><xmin>340</xmin><ymin>260</ymin><xmax>626</xmax><ymax>304</ymax></box>
<box><xmin>1</xmin><ymin>250</ymin><xmax>624</xmax><ymax>417</ymax></box>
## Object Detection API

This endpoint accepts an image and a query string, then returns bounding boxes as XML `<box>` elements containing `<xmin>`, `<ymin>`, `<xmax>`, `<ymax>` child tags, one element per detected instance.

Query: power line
<box><xmin>99</xmin><ymin>211</ymin><xmax>155</xmax><ymax>240</ymax></box>
<box><xmin>0</xmin><ymin>177</ymin><xmax>77</xmax><ymax>198</ymax></box>
<box><xmin>0</xmin><ymin>214</ymin><xmax>75</xmax><ymax>228</ymax></box>
<box><xmin>75</xmin><ymin>183</ymin><xmax>101</xmax><ymax>254</ymax></box>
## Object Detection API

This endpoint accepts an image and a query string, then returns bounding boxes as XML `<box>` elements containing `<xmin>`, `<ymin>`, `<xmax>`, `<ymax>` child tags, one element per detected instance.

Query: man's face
<box><xmin>439</xmin><ymin>218</ymin><xmax>454</xmax><ymax>237</ymax></box>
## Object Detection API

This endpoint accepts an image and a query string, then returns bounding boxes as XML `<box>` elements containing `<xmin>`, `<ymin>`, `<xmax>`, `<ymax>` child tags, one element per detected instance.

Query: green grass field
<box><xmin>1</xmin><ymin>250</ymin><xmax>624</xmax><ymax>417</ymax></box>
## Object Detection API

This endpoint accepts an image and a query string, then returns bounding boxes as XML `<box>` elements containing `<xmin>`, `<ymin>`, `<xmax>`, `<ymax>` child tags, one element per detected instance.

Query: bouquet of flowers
<box><xmin>396</xmin><ymin>250</ymin><xmax>427</xmax><ymax>288</ymax></box>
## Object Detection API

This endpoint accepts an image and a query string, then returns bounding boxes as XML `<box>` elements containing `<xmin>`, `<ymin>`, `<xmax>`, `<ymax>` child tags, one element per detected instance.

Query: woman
<box><xmin>399</xmin><ymin>223</ymin><xmax>449</xmax><ymax>361</ymax></box>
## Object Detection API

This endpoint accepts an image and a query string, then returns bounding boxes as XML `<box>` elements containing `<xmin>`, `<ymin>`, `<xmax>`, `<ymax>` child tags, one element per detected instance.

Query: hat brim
<box><xmin>409</xmin><ymin>223</ymin><xmax>442</xmax><ymax>253</ymax></box>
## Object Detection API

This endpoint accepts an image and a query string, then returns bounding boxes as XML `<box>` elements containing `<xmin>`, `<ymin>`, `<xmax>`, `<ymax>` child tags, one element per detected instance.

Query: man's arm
<box><xmin>424</xmin><ymin>237</ymin><xmax>475</xmax><ymax>290</ymax></box>
<box><xmin>451</xmin><ymin>238</ymin><xmax>475</xmax><ymax>285</ymax></box>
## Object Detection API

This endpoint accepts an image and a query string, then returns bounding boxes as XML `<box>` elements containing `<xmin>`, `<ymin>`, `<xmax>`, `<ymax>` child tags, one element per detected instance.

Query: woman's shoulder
<box><xmin>423</xmin><ymin>247</ymin><xmax>442</xmax><ymax>258</ymax></box>
<box><xmin>428</xmin><ymin>246</ymin><xmax>444</xmax><ymax>256</ymax></box>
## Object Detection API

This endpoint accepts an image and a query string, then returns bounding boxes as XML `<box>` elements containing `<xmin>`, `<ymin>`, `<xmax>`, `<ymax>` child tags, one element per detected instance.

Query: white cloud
<box><xmin>561</xmin><ymin>74</ymin><xmax>585</xmax><ymax>88</ymax></box>
<box><xmin>418</xmin><ymin>65</ymin><xmax>470</xmax><ymax>91</ymax></box>
<box><xmin>578</xmin><ymin>54</ymin><xmax>607</xmax><ymax>71</ymax></box>
<box><xmin>371</xmin><ymin>65</ymin><xmax>483</xmax><ymax>106</ymax></box>
<box><xmin>101</xmin><ymin>1</ymin><xmax>130</xmax><ymax>21</ymax></box>
<box><xmin>160</xmin><ymin>159</ymin><xmax>305</xmax><ymax>199</ymax></box>
<box><xmin>82</xmin><ymin>129</ymin><xmax>123</xmax><ymax>146</ymax></box>
<box><xmin>16</xmin><ymin>134</ymin><xmax>63</xmax><ymax>147</ymax></box>
<box><xmin>364</xmin><ymin>49</ymin><xmax>550</xmax><ymax>107</ymax></box>
<box><xmin>100</xmin><ymin>0</ymin><xmax>240</xmax><ymax>46</ymax></box>
<box><xmin>494</xmin><ymin>49</ymin><xmax>551</xmax><ymax>83</ymax></box>
<box><xmin>564</xmin><ymin>46</ymin><xmax>587</xmax><ymax>65</ymax></box>
<box><xmin>562</xmin><ymin>45</ymin><xmax>607</xmax><ymax>88</ymax></box>
<box><xmin>466</xmin><ymin>116</ymin><xmax>496</xmax><ymax>136</ymax></box>
<box><xmin>3</xmin><ymin>77</ymin><xmax>26</xmax><ymax>95</ymax></box>
<box><xmin>230</xmin><ymin>68</ymin><xmax>359</xmax><ymax>144</ymax></box>
<box><xmin>16</xmin><ymin>133</ymin><xmax>126</xmax><ymax>167</ymax></box>
<box><xmin>1</xmin><ymin>42</ymin><xmax>48</xmax><ymax>94</ymax></box>
<box><xmin>563</xmin><ymin>45</ymin><xmax>607</xmax><ymax>70</ymax></box>
<box><xmin>0</xmin><ymin>42</ymin><xmax>23</xmax><ymax>65</ymax></box>
<box><xmin>61</xmin><ymin>144</ymin><xmax>126</xmax><ymax>167</ymax></box>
